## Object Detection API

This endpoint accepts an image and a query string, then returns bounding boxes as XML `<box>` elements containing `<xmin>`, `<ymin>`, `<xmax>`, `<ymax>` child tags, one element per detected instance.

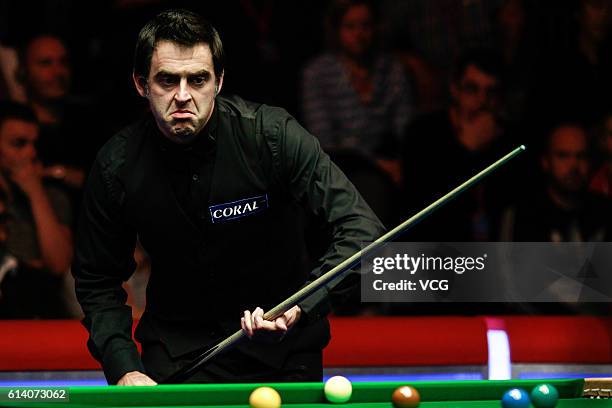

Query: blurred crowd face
<box><xmin>135</xmin><ymin>41</ymin><xmax>222</xmax><ymax>144</ymax></box>
<box><xmin>0</xmin><ymin>119</ymin><xmax>38</xmax><ymax>173</ymax></box>
<box><xmin>452</xmin><ymin>65</ymin><xmax>500</xmax><ymax>119</ymax></box>
<box><xmin>338</xmin><ymin>4</ymin><xmax>374</xmax><ymax>58</ymax></box>
<box><xmin>23</xmin><ymin>36</ymin><xmax>71</xmax><ymax>102</ymax></box>
<box><xmin>543</xmin><ymin>126</ymin><xmax>590</xmax><ymax>195</ymax></box>
<box><xmin>579</xmin><ymin>0</ymin><xmax>611</xmax><ymax>43</ymax></box>
<box><xmin>498</xmin><ymin>0</ymin><xmax>525</xmax><ymax>40</ymax></box>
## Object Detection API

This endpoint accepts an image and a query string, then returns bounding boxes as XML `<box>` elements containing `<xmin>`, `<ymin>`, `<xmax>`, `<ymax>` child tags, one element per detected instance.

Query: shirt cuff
<box><xmin>297</xmin><ymin>287</ymin><xmax>331</xmax><ymax>325</ymax></box>
<box><xmin>102</xmin><ymin>342</ymin><xmax>145</xmax><ymax>385</ymax></box>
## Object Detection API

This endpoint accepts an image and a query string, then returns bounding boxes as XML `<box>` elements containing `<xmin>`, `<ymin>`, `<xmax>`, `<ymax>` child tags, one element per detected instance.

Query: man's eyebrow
<box><xmin>154</xmin><ymin>69</ymin><xmax>211</xmax><ymax>77</ymax></box>
<box><xmin>154</xmin><ymin>70</ymin><xmax>179</xmax><ymax>78</ymax></box>
<box><xmin>188</xmin><ymin>70</ymin><xmax>211</xmax><ymax>77</ymax></box>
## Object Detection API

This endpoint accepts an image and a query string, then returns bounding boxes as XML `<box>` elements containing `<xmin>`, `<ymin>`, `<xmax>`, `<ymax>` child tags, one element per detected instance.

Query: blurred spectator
<box><xmin>491</xmin><ymin>0</ymin><xmax>540</xmax><ymax>127</ymax></box>
<box><xmin>536</xmin><ymin>0</ymin><xmax>612</xmax><ymax>127</ymax></box>
<box><xmin>394</xmin><ymin>45</ymin><xmax>444</xmax><ymax>116</ymax></box>
<box><xmin>208</xmin><ymin>1</ymin><xmax>324</xmax><ymax>115</ymax></box>
<box><xmin>381</xmin><ymin>0</ymin><xmax>501</xmax><ymax>73</ymax></box>
<box><xmin>17</xmin><ymin>34</ymin><xmax>104</xmax><ymax>192</ymax></box>
<box><xmin>0</xmin><ymin>101</ymin><xmax>73</xmax><ymax>318</ymax></box>
<box><xmin>500</xmin><ymin>123</ymin><xmax>611</xmax><ymax>241</ymax></box>
<box><xmin>401</xmin><ymin>49</ymin><xmax>514</xmax><ymax>242</ymax></box>
<box><xmin>0</xmin><ymin>43</ymin><xmax>25</xmax><ymax>102</ymax></box>
<box><xmin>300</xmin><ymin>0</ymin><xmax>412</xmax><ymax>226</ymax></box>
<box><xmin>590</xmin><ymin>112</ymin><xmax>612</xmax><ymax>196</ymax></box>
<box><xmin>301</xmin><ymin>0</ymin><xmax>413</xmax><ymax>170</ymax></box>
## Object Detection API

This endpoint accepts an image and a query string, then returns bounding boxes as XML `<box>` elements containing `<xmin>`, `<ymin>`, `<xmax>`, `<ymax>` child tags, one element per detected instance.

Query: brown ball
<box><xmin>392</xmin><ymin>385</ymin><xmax>420</xmax><ymax>408</ymax></box>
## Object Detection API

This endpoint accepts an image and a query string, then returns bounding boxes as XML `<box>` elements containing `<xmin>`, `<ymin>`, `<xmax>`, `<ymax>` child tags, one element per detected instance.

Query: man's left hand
<box><xmin>241</xmin><ymin>305</ymin><xmax>301</xmax><ymax>343</ymax></box>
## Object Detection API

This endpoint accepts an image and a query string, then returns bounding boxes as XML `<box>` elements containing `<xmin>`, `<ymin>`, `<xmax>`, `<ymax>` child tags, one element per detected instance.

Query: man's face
<box><xmin>543</xmin><ymin>126</ymin><xmax>590</xmax><ymax>194</ymax></box>
<box><xmin>338</xmin><ymin>4</ymin><xmax>373</xmax><ymax>57</ymax></box>
<box><xmin>580</xmin><ymin>0</ymin><xmax>611</xmax><ymax>43</ymax></box>
<box><xmin>24</xmin><ymin>36</ymin><xmax>71</xmax><ymax>101</ymax></box>
<box><xmin>498</xmin><ymin>0</ymin><xmax>525</xmax><ymax>39</ymax></box>
<box><xmin>135</xmin><ymin>41</ymin><xmax>222</xmax><ymax>144</ymax></box>
<box><xmin>452</xmin><ymin>65</ymin><xmax>500</xmax><ymax>118</ymax></box>
<box><xmin>0</xmin><ymin>119</ymin><xmax>38</xmax><ymax>172</ymax></box>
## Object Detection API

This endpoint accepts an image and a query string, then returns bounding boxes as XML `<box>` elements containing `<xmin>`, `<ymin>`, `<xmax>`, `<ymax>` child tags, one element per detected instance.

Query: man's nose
<box><xmin>175</xmin><ymin>79</ymin><xmax>192</xmax><ymax>103</ymax></box>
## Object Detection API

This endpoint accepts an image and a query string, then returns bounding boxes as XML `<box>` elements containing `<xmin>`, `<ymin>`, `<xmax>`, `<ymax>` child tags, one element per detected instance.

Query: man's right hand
<box><xmin>116</xmin><ymin>371</ymin><xmax>157</xmax><ymax>386</ymax></box>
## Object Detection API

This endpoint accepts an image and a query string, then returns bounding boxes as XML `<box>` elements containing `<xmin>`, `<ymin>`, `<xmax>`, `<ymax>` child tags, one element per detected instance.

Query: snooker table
<box><xmin>2</xmin><ymin>379</ymin><xmax>609</xmax><ymax>407</ymax></box>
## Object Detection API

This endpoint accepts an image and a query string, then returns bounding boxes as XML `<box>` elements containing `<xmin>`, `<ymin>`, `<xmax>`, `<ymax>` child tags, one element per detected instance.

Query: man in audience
<box><xmin>17</xmin><ymin>34</ymin><xmax>103</xmax><ymax>191</ymax></box>
<box><xmin>401</xmin><ymin>49</ymin><xmax>513</xmax><ymax>242</ymax></box>
<box><xmin>0</xmin><ymin>101</ymin><xmax>73</xmax><ymax>318</ymax></box>
<box><xmin>501</xmin><ymin>123</ymin><xmax>611</xmax><ymax>242</ymax></box>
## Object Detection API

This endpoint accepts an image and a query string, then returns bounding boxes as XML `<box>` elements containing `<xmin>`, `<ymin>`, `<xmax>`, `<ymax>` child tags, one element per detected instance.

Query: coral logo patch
<box><xmin>209</xmin><ymin>194</ymin><xmax>268</xmax><ymax>223</ymax></box>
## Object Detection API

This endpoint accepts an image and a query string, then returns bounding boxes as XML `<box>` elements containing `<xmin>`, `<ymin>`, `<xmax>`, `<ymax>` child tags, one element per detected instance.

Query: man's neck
<box><xmin>31</xmin><ymin>99</ymin><xmax>61</xmax><ymax>126</ymax></box>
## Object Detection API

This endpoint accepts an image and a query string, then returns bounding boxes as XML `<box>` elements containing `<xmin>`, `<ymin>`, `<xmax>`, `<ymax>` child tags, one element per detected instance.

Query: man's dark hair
<box><xmin>0</xmin><ymin>101</ymin><xmax>37</xmax><ymax>130</ymax></box>
<box><xmin>134</xmin><ymin>9</ymin><xmax>225</xmax><ymax>82</ymax></box>
<box><xmin>452</xmin><ymin>48</ymin><xmax>505</xmax><ymax>84</ymax></box>
<box><xmin>545</xmin><ymin>121</ymin><xmax>591</xmax><ymax>155</ymax></box>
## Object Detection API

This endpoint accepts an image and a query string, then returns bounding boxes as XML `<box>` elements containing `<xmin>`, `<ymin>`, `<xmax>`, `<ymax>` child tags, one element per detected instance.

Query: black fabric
<box><xmin>401</xmin><ymin>110</ymin><xmax>516</xmax><ymax>242</ymax></box>
<box><xmin>508</xmin><ymin>190</ymin><xmax>612</xmax><ymax>242</ymax></box>
<box><xmin>142</xmin><ymin>341</ymin><xmax>323</xmax><ymax>384</ymax></box>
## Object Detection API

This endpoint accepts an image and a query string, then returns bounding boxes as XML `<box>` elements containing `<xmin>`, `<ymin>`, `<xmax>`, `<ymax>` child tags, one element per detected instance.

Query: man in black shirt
<box><xmin>501</xmin><ymin>123</ymin><xmax>611</xmax><ymax>242</ymax></box>
<box><xmin>72</xmin><ymin>10</ymin><xmax>384</xmax><ymax>385</ymax></box>
<box><xmin>401</xmin><ymin>49</ymin><xmax>513</xmax><ymax>242</ymax></box>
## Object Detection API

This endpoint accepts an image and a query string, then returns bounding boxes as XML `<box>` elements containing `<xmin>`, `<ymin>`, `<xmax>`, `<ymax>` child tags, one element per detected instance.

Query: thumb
<box><xmin>275</xmin><ymin>316</ymin><xmax>288</xmax><ymax>331</ymax></box>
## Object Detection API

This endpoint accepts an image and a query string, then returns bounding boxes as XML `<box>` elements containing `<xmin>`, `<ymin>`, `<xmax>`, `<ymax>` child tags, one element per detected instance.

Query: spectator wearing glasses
<box><xmin>401</xmin><ymin>49</ymin><xmax>514</xmax><ymax>242</ymax></box>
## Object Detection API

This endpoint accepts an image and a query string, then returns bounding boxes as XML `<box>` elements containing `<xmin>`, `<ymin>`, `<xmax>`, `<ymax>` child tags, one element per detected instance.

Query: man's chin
<box><xmin>170</xmin><ymin>124</ymin><xmax>198</xmax><ymax>141</ymax></box>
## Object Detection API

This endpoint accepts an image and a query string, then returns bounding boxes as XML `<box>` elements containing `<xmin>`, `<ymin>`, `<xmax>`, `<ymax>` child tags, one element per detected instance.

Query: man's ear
<box><xmin>133</xmin><ymin>73</ymin><xmax>148</xmax><ymax>98</ymax></box>
<box><xmin>215</xmin><ymin>71</ymin><xmax>224</xmax><ymax>96</ymax></box>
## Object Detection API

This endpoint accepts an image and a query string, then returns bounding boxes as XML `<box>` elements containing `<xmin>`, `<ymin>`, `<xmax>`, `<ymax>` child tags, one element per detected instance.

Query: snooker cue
<box><xmin>160</xmin><ymin>145</ymin><xmax>526</xmax><ymax>384</ymax></box>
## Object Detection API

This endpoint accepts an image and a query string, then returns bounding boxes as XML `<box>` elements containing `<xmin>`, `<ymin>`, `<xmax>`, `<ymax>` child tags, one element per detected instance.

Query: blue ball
<box><xmin>501</xmin><ymin>388</ymin><xmax>531</xmax><ymax>408</ymax></box>
<box><xmin>531</xmin><ymin>384</ymin><xmax>559</xmax><ymax>408</ymax></box>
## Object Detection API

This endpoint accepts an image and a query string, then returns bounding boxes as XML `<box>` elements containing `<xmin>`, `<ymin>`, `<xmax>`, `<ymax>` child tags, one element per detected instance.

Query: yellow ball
<box><xmin>249</xmin><ymin>386</ymin><xmax>281</xmax><ymax>408</ymax></box>
<box><xmin>324</xmin><ymin>375</ymin><xmax>352</xmax><ymax>403</ymax></box>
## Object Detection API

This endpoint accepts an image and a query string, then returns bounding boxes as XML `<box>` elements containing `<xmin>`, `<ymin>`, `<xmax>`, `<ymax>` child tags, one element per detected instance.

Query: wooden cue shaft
<box><xmin>161</xmin><ymin>145</ymin><xmax>526</xmax><ymax>383</ymax></box>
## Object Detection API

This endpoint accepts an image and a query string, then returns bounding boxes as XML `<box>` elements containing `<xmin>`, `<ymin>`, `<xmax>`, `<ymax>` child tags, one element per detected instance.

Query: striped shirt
<box><xmin>301</xmin><ymin>53</ymin><xmax>412</xmax><ymax>158</ymax></box>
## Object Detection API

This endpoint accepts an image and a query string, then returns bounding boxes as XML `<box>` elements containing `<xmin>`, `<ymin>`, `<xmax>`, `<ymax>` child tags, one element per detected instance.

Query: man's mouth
<box><xmin>171</xmin><ymin>110</ymin><xmax>195</xmax><ymax>119</ymax></box>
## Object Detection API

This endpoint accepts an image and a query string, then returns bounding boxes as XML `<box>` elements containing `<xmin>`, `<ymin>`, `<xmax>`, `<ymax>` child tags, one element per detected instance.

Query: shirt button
<box><xmin>192</xmin><ymin>174</ymin><xmax>199</xmax><ymax>181</ymax></box>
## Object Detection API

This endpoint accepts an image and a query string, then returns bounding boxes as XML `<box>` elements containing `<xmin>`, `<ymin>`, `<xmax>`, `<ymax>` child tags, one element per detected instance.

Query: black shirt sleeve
<box><xmin>266</xmin><ymin>108</ymin><xmax>386</xmax><ymax>321</ymax></box>
<box><xmin>72</xmin><ymin>144</ymin><xmax>142</xmax><ymax>384</ymax></box>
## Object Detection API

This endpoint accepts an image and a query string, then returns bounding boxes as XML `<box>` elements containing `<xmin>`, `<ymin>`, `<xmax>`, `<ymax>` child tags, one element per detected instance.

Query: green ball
<box><xmin>531</xmin><ymin>384</ymin><xmax>559</xmax><ymax>408</ymax></box>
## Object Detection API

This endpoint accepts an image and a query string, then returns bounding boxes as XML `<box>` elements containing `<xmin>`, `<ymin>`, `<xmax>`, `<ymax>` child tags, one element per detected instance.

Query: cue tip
<box><xmin>519</xmin><ymin>144</ymin><xmax>526</xmax><ymax>151</ymax></box>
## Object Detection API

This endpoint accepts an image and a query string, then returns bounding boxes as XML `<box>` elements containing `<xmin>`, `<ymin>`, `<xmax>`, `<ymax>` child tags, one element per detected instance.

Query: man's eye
<box><xmin>159</xmin><ymin>76</ymin><xmax>178</xmax><ymax>86</ymax></box>
<box><xmin>190</xmin><ymin>76</ymin><xmax>206</xmax><ymax>86</ymax></box>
